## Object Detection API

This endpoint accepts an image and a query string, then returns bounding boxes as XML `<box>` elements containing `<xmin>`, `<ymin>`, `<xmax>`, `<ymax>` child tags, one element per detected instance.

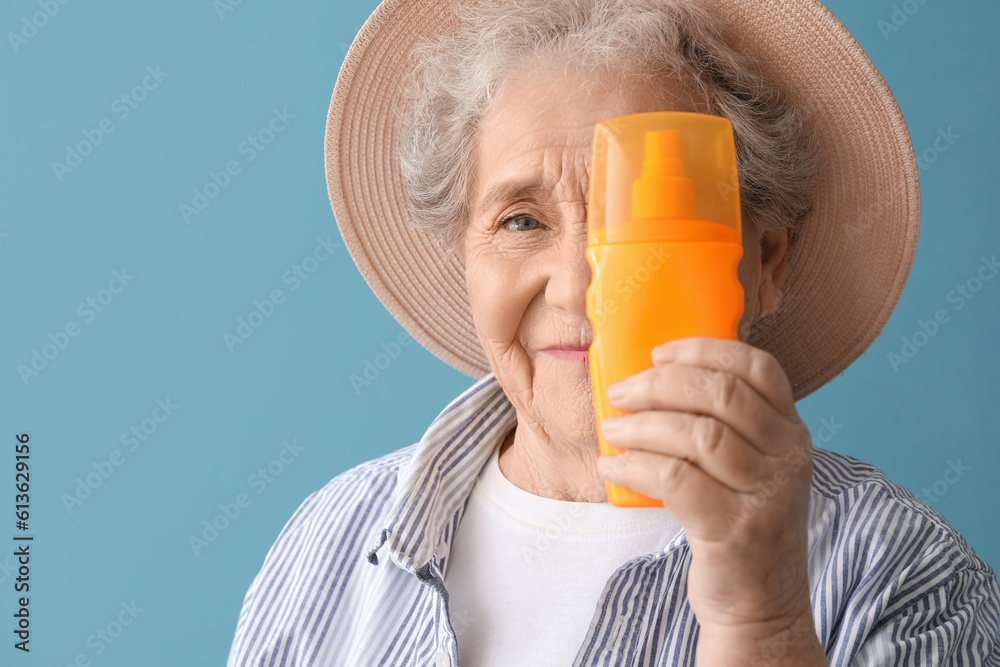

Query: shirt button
<box><xmin>435</xmin><ymin>649</ymin><xmax>451</xmax><ymax>667</ymax></box>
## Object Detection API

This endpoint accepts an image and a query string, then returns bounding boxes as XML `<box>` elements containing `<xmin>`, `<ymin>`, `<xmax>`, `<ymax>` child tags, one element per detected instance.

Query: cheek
<box><xmin>465</xmin><ymin>249</ymin><xmax>540</xmax><ymax>344</ymax></box>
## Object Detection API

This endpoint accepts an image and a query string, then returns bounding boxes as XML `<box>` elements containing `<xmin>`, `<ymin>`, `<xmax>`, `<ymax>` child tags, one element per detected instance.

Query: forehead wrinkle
<box><xmin>477</xmin><ymin>129</ymin><xmax>575</xmax><ymax>215</ymax></box>
<box><xmin>476</xmin><ymin>78</ymin><xmax>619</xmax><ymax>222</ymax></box>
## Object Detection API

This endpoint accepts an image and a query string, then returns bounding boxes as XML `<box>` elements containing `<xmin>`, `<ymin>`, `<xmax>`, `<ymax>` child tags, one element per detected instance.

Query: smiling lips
<box><xmin>543</xmin><ymin>342</ymin><xmax>591</xmax><ymax>362</ymax></box>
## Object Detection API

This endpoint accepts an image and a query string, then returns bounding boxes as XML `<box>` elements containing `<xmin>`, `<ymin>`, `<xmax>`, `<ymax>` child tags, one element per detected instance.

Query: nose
<box><xmin>544</xmin><ymin>219</ymin><xmax>592</xmax><ymax>318</ymax></box>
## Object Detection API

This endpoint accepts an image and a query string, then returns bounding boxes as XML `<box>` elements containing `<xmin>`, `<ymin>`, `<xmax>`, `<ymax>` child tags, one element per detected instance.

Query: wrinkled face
<box><xmin>462</xmin><ymin>62</ymin><xmax>761</xmax><ymax>448</ymax></box>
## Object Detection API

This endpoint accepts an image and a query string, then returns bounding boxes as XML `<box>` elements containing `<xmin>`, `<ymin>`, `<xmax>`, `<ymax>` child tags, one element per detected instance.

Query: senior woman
<box><xmin>227</xmin><ymin>0</ymin><xmax>1000</xmax><ymax>665</ymax></box>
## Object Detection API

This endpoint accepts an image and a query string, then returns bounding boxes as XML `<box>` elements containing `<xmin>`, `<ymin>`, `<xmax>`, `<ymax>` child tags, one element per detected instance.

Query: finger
<box><xmin>598</xmin><ymin>449</ymin><xmax>736</xmax><ymax>540</ymax></box>
<box><xmin>600</xmin><ymin>410</ymin><xmax>771</xmax><ymax>493</ymax></box>
<box><xmin>608</xmin><ymin>362</ymin><xmax>794</xmax><ymax>457</ymax></box>
<box><xmin>650</xmin><ymin>337</ymin><xmax>798</xmax><ymax>422</ymax></box>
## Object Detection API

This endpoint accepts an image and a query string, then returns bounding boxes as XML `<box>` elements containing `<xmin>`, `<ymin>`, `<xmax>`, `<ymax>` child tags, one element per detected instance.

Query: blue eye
<box><xmin>500</xmin><ymin>214</ymin><xmax>541</xmax><ymax>231</ymax></box>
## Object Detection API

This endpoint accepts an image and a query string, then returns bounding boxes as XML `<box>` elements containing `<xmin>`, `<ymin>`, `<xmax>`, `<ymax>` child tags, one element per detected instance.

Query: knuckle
<box><xmin>692</xmin><ymin>414</ymin><xmax>725</xmax><ymax>457</ymax></box>
<box><xmin>639</xmin><ymin>369</ymin><xmax>654</xmax><ymax>396</ymax></box>
<box><xmin>713</xmin><ymin>371</ymin><xmax>740</xmax><ymax>410</ymax></box>
<box><xmin>656</xmin><ymin>456</ymin><xmax>687</xmax><ymax>492</ymax></box>
<box><xmin>647</xmin><ymin>367</ymin><xmax>668</xmax><ymax>396</ymax></box>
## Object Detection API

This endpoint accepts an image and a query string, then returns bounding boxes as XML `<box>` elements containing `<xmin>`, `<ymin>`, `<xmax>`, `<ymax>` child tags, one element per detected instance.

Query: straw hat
<box><xmin>324</xmin><ymin>0</ymin><xmax>920</xmax><ymax>402</ymax></box>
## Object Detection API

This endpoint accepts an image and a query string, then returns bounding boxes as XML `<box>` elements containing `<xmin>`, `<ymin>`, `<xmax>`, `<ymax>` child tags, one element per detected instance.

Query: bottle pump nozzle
<box><xmin>632</xmin><ymin>130</ymin><xmax>696</xmax><ymax>220</ymax></box>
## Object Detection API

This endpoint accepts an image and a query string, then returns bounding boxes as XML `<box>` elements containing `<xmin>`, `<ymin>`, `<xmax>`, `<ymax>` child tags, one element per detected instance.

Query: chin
<box><xmin>536</xmin><ymin>370</ymin><xmax>597</xmax><ymax>438</ymax></box>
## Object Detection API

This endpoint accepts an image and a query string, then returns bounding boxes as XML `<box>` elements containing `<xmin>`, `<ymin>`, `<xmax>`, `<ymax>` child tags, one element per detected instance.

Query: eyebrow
<box><xmin>476</xmin><ymin>180</ymin><xmax>551</xmax><ymax>217</ymax></box>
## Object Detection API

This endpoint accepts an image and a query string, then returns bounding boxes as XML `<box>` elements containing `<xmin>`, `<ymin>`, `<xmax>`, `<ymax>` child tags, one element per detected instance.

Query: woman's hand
<box><xmin>596</xmin><ymin>336</ymin><xmax>828</xmax><ymax>666</ymax></box>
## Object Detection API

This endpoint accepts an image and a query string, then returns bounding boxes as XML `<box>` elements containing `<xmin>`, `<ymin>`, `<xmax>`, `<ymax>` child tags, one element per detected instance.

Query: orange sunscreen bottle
<box><xmin>585</xmin><ymin>111</ymin><xmax>744</xmax><ymax>507</ymax></box>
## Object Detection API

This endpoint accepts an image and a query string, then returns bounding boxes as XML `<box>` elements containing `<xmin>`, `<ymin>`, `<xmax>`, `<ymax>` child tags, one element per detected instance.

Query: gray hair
<box><xmin>395</xmin><ymin>0</ymin><xmax>821</xmax><ymax>262</ymax></box>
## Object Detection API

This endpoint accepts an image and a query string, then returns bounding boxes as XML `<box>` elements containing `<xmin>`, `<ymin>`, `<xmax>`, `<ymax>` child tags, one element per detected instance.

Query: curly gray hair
<box><xmin>396</xmin><ymin>0</ymin><xmax>820</xmax><ymax>263</ymax></box>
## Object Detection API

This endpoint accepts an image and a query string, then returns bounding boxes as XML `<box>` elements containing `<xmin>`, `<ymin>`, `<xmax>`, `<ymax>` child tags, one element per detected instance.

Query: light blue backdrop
<box><xmin>1</xmin><ymin>0</ymin><xmax>997</xmax><ymax>664</ymax></box>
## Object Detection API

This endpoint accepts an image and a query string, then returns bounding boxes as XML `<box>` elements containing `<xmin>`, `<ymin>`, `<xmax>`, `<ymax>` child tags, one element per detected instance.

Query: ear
<box><xmin>756</xmin><ymin>227</ymin><xmax>791</xmax><ymax>318</ymax></box>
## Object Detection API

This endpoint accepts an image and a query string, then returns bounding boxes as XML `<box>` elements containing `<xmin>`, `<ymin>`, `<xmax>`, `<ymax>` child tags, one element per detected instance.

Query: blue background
<box><xmin>1</xmin><ymin>0</ymin><xmax>997</xmax><ymax>664</ymax></box>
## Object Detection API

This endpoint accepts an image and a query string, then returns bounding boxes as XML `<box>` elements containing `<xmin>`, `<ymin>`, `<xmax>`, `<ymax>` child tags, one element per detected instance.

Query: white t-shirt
<box><xmin>443</xmin><ymin>444</ymin><xmax>683</xmax><ymax>666</ymax></box>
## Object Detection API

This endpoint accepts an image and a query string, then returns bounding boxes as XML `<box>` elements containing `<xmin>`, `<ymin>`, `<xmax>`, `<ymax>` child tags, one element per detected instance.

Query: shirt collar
<box><xmin>364</xmin><ymin>371</ymin><xmax>692</xmax><ymax>574</ymax></box>
<box><xmin>366</xmin><ymin>371</ymin><xmax>517</xmax><ymax>574</ymax></box>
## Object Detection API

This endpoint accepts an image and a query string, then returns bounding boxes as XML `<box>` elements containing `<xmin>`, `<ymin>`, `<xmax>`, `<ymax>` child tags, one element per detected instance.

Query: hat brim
<box><xmin>325</xmin><ymin>0</ymin><xmax>920</xmax><ymax>402</ymax></box>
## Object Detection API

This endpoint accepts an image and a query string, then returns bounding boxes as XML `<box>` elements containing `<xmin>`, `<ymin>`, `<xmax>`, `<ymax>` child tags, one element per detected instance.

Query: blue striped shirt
<box><xmin>227</xmin><ymin>371</ymin><xmax>1000</xmax><ymax>666</ymax></box>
